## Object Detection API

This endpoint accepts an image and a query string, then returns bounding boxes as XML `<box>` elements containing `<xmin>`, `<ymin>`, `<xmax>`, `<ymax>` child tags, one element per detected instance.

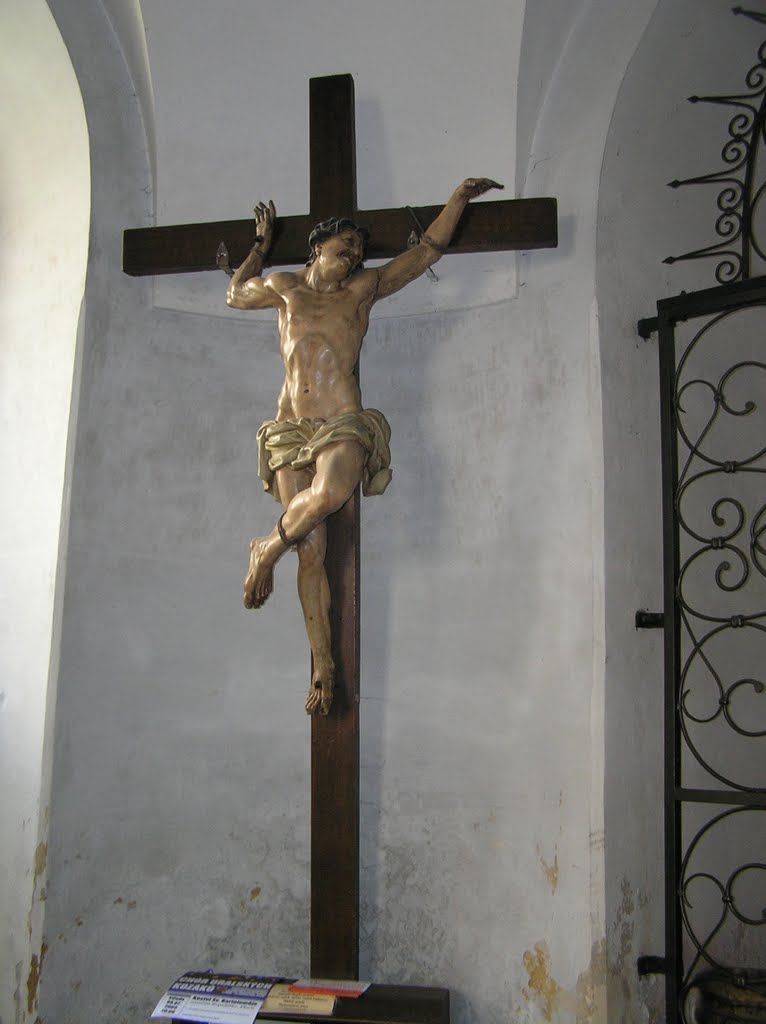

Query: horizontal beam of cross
<box><xmin>122</xmin><ymin>198</ymin><xmax>557</xmax><ymax>276</ymax></box>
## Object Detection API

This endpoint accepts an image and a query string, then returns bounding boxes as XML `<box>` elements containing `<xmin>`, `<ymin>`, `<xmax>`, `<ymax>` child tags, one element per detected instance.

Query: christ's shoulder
<box><xmin>264</xmin><ymin>270</ymin><xmax>303</xmax><ymax>295</ymax></box>
<box><xmin>344</xmin><ymin>267</ymin><xmax>379</xmax><ymax>295</ymax></box>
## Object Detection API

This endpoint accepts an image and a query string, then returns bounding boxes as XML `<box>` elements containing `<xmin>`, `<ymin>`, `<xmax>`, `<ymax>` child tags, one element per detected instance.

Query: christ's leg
<box><xmin>244</xmin><ymin>440</ymin><xmax>365</xmax><ymax>611</ymax></box>
<box><xmin>294</xmin><ymin>525</ymin><xmax>335</xmax><ymax>715</ymax></box>
<box><xmin>244</xmin><ymin>464</ymin><xmax>310</xmax><ymax>610</ymax></box>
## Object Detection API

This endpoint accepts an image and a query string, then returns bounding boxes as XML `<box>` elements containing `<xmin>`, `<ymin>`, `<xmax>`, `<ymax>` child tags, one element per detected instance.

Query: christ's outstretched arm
<box><xmin>374</xmin><ymin>178</ymin><xmax>503</xmax><ymax>300</ymax></box>
<box><xmin>226</xmin><ymin>200</ymin><xmax>282</xmax><ymax>310</ymax></box>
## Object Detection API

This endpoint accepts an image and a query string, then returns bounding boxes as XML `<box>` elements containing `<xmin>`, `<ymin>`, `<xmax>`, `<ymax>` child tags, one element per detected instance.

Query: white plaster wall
<box><xmin>100</xmin><ymin>0</ymin><xmax>156</xmax><ymax>195</ymax></box>
<box><xmin>0</xmin><ymin>3</ymin><xmax>89</xmax><ymax>1021</ymax></box>
<box><xmin>41</xmin><ymin>274</ymin><xmax>607</xmax><ymax>1019</ymax></box>
<box><xmin>139</xmin><ymin>0</ymin><xmax>521</xmax><ymax>320</ymax></box>
<box><xmin>515</xmin><ymin>0</ymin><xmax>585</xmax><ymax>196</ymax></box>
<box><xmin>28</xmin><ymin>0</ymin><xmax>723</xmax><ymax>1022</ymax></box>
<box><xmin>596</xmin><ymin>2</ymin><xmax>760</xmax><ymax>1020</ymax></box>
<box><xmin>508</xmin><ymin>2</ymin><xmax>660</xmax><ymax>1016</ymax></box>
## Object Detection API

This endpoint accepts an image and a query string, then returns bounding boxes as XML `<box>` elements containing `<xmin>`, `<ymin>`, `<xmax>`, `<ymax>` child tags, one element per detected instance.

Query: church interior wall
<box><xmin>596</xmin><ymin>1</ymin><xmax>760</xmax><ymax>1020</ymax></box>
<box><xmin>99</xmin><ymin>0</ymin><xmax>157</xmax><ymax>193</ymax></box>
<box><xmin>515</xmin><ymin>0</ymin><xmax>587</xmax><ymax>196</ymax></box>
<box><xmin>0</xmin><ymin>3</ymin><xmax>90</xmax><ymax>1020</ymax></box>
<box><xmin>140</xmin><ymin>0</ymin><xmax>521</xmax><ymax>322</ymax></box>
<box><xmin>515</xmin><ymin>2</ymin><xmax>662</xmax><ymax>1018</ymax></box>
<box><xmin>8</xmin><ymin>0</ymin><xmax>751</xmax><ymax>1022</ymax></box>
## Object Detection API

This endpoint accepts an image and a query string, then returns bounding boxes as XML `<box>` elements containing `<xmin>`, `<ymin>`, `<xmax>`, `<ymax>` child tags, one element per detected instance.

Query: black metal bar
<box><xmin>675</xmin><ymin>788</ymin><xmax>766</xmax><ymax>806</ymax></box>
<box><xmin>636</xmin><ymin>611</ymin><xmax>665</xmax><ymax>629</ymax></box>
<box><xmin>637</xmin><ymin>316</ymin><xmax>659</xmax><ymax>339</ymax></box>
<box><xmin>638</xmin><ymin>956</ymin><xmax>670</xmax><ymax>977</ymax></box>
<box><xmin>656</xmin><ymin>274</ymin><xmax>766</xmax><ymax>322</ymax></box>
<box><xmin>658</xmin><ymin>308</ymin><xmax>683</xmax><ymax>1024</ymax></box>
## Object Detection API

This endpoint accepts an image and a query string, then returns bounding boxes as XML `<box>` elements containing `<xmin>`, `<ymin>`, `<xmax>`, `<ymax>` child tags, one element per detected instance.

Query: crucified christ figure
<box><xmin>227</xmin><ymin>177</ymin><xmax>502</xmax><ymax>715</ymax></box>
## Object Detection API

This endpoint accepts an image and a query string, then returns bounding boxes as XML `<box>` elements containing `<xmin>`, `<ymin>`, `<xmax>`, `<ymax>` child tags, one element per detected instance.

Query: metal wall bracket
<box><xmin>216</xmin><ymin>241</ymin><xmax>234</xmax><ymax>277</ymax></box>
<box><xmin>637</xmin><ymin>955</ymin><xmax>670</xmax><ymax>977</ymax></box>
<box><xmin>636</xmin><ymin>610</ymin><xmax>665</xmax><ymax>629</ymax></box>
<box><xmin>637</xmin><ymin>316</ymin><xmax>658</xmax><ymax>339</ymax></box>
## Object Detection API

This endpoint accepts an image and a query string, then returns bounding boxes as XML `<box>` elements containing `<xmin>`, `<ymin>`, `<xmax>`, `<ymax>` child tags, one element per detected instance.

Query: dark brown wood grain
<box><xmin>122</xmin><ymin>198</ymin><xmax>557</xmax><ymax>275</ymax></box>
<box><xmin>310</xmin><ymin>74</ymin><xmax>357</xmax><ymax>219</ymax></box>
<box><xmin>311</xmin><ymin>491</ymin><xmax>361</xmax><ymax>979</ymax></box>
<box><xmin>308</xmin><ymin>75</ymin><xmax>361</xmax><ymax>982</ymax></box>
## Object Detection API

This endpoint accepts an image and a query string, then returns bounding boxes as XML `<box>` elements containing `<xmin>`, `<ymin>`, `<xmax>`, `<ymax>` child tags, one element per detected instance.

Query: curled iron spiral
<box><xmin>665</xmin><ymin>11</ymin><xmax>766</xmax><ymax>283</ymax></box>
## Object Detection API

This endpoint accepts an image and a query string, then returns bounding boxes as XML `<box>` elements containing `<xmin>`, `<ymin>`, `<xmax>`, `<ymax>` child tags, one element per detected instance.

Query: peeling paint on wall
<box><xmin>14</xmin><ymin>959</ymin><xmax>23</xmax><ymax>1020</ymax></box>
<box><xmin>536</xmin><ymin>843</ymin><xmax>559</xmax><ymax>894</ymax></box>
<box><xmin>522</xmin><ymin>938</ymin><xmax>608</xmax><ymax>1023</ymax></box>
<box><xmin>239</xmin><ymin>885</ymin><xmax>262</xmax><ymax>913</ymax></box>
<box><xmin>613</xmin><ymin>877</ymin><xmax>637</xmax><ymax>975</ymax></box>
<box><xmin>523</xmin><ymin>942</ymin><xmax>562</xmax><ymax>1020</ymax></box>
<box><xmin>574</xmin><ymin>938</ymin><xmax>607</xmax><ymax>1024</ymax></box>
<box><xmin>26</xmin><ymin>941</ymin><xmax>47</xmax><ymax>1014</ymax></box>
<box><xmin>27</xmin><ymin>842</ymin><xmax>49</xmax><ymax>939</ymax></box>
<box><xmin>21</xmin><ymin>840</ymin><xmax>51</xmax><ymax>1019</ymax></box>
<box><xmin>34</xmin><ymin>842</ymin><xmax>48</xmax><ymax>881</ymax></box>
<box><xmin>606</xmin><ymin>876</ymin><xmax>664</xmax><ymax>1022</ymax></box>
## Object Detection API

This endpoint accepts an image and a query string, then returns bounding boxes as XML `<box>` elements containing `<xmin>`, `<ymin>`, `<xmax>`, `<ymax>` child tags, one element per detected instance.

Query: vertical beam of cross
<box><xmin>309</xmin><ymin>74</ymin><xmax>361</xmax><ymax>981</ymax></box>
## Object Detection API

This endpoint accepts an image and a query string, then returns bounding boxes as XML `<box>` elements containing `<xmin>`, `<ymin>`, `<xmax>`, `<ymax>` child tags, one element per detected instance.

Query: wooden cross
<box><xmin>123</xmin><ymin>74</ymin><xmax>557</xmax><ymax>982</ymax></box>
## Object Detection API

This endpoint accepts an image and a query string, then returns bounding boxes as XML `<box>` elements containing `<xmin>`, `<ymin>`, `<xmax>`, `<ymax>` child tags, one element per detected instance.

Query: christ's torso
<box><xmin>274</xmin><ymin>271</ymin><xmax>376</xmax><ymax>420</ymax></box>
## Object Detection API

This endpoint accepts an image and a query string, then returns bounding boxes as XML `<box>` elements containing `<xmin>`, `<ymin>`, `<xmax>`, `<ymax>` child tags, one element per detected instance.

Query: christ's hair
<box><xmin>307</xmin><ymin>217</ymin><xmax>370</xmax><ymax>267</ymax></box>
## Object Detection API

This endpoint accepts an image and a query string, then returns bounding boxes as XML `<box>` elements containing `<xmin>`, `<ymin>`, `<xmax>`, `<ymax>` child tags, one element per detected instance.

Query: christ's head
<box><xmin>307</xmin><ymin>217</ymin><xmax>369</xmax><ymax>275</ymax></box>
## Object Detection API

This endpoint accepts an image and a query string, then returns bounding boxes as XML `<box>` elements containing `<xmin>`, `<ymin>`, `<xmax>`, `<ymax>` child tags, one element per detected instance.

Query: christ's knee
<box><xmin>311</xmin><ymin>480</ymin><xmax>351</xmax><ymax>521</ymax></box>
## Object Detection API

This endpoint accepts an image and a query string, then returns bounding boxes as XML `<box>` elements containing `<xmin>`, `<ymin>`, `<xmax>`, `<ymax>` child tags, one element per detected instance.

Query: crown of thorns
<box><xmin>307</xmin><ymin>217</ymin><xmax>370</xmax><ymax>266</ymax></box>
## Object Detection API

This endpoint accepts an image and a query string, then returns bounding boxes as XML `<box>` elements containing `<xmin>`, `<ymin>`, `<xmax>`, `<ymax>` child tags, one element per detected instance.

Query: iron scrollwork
<box><xmin>665</xmin><ymin>8</ymin><xmax>766</xmax><ymax>284</ymax></box>
<box><xmin>679</xmin><ymin>807</ymin><xmax>766</xmax><ymax>1020</ymax></box>
<box><xmin>673</xmin><ymin>308</ymin><xmax>766</xmax><ymax>791</ymax></box>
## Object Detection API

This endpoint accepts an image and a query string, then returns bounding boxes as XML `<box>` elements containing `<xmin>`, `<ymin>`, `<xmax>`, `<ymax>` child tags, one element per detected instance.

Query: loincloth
<box><xmin>256</xmin><ymin>409</ymin><xmax>392</xmax><ymax>505</ymax></box>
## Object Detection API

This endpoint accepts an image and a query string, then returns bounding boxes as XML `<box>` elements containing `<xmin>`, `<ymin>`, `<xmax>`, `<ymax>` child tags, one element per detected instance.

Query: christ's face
<box><xmin>316</xmin><ymin>230</ymin><xmax>364</xmax><ymax>277</ymax></box>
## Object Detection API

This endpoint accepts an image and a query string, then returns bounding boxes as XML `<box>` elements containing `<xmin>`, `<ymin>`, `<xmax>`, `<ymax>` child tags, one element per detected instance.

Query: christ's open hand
<box><xmin>254</xmin><ymin>200</ymin><xmax>276</xmax><ymax>251</ymax></box>
<box><xmin>456</xmin><ymin>178</ymin><xmax>504</xmax><ymax>201</ymax></box>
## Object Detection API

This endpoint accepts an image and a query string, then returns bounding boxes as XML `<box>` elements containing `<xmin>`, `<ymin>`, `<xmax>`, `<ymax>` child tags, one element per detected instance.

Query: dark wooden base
<box><xmin>175</xmin><ymin>983</ymin><xmax>449</xmax><ymax>1024</ymax></box>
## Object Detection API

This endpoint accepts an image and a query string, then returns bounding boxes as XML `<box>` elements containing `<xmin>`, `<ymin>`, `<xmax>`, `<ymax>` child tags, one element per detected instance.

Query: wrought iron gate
<box><xmin>635</xmin><ymin>11</ymin><xmax>766</xmax><ymax>1019</ymax></box>
<box><xmin>640</xmin><ymin>276</ymin><xmax>766</xmax><ymax>1023</ymax></box>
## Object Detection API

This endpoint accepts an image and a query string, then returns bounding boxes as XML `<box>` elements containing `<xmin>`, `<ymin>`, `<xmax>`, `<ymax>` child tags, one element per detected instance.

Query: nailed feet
<box><xmin>305</xmin><ymin>660</ymin><xmax>335</xmax><ymax>716</ymax></box>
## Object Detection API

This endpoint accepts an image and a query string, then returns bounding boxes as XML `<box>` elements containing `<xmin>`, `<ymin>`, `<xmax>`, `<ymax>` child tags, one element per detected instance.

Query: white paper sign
<box><xmin>152</xmin><ymin>972</ymin><xmax>281</xmax><ymax>1024</ymax></box>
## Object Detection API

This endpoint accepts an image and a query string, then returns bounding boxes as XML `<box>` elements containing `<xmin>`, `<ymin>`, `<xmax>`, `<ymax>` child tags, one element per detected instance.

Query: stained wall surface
<box><xmin>597</xmin><ymin>3</ymin><xmax>761</xmax><ymax>1020</ymax></box>
<box><xmin>39</xmin><ymin>1</ymin><xmax>608</xmax><ymax>1020</ymax></box>
<box><xmin>0</xmin><ymin>4</ymin><xmax>89</xmax><ymax>1020</ymax></box>
<box><xmin>13</xmin><ymin>1</ymin><xmax>756</xmax><ymax>1023</ymax></box>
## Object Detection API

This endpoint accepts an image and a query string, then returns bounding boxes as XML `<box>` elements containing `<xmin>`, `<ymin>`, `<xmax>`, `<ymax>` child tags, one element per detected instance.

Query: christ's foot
<box><xmin>305</xmin><ymin>661</ymin><xmax>335</xmax><ymax>716</ymax></box>
<box><xmin>243</xmin><ymin>538</ymin><xmax>274</xmax><ymax>609</ymax></box>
